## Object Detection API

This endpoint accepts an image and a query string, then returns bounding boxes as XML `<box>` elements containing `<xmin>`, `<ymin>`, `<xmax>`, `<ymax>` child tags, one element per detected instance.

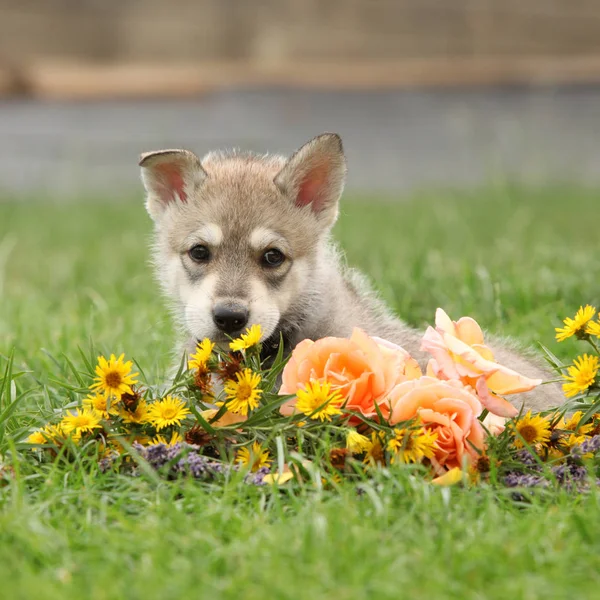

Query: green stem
<box><xmin>587</xmin><ymin>336</ymin><xmax>600</xmax><ymax>355</ymax></box>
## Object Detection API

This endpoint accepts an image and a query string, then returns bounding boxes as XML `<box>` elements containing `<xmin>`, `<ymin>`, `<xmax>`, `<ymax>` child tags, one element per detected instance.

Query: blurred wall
<box><xmin>1</xmin><ymin>0</ymin><xmax>600</xmax><ymax>65</ymax></box>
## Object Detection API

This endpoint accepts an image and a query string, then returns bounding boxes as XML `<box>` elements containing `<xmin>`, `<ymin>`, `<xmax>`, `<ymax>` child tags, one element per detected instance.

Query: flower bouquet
<box><xmin>25</xmin><ymin>306</ymin><xmax>600</xmax><ymax>493</ymax></box>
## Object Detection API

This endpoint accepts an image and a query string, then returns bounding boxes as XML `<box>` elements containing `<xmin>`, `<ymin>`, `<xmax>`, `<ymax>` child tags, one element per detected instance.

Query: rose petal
<box><xmin>455</xmin><ymin>317</ymin><xmax>485</xmax><ymax>346</ymax></box>
<box><xmin>475</xmin><ymin>377</ymin><xmax>518</xmax><ymax>418</ymax></box>
<box><xmin>435</xmin><ymin>308</ymin><xmax>457</xmax><ymax>336</ymax></box>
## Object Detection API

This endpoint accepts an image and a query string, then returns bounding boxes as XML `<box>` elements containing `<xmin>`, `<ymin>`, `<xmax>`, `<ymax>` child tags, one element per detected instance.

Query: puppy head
<box><xmin>140</xmin><ymin>133</ymin><xmax>346</xmax><ymax>346</ymax></box>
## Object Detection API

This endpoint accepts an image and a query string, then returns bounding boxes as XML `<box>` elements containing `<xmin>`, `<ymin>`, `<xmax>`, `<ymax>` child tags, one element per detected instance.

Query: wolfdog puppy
<box><xmin>139</xmin><ymin>133</ymin><xmax>563</xmax><ymax>411</ymax></box>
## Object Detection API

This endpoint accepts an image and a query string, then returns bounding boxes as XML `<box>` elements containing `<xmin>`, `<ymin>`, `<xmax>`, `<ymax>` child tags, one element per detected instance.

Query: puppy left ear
<box><xmin>274</xmin><ymin>133</ymin><xmax>347</xmax><ymax>226</ymax></box>
<box><xmin>139</xmin><ymin>149</ymin><xmax>207</xmax><ymax>220</ymax></box>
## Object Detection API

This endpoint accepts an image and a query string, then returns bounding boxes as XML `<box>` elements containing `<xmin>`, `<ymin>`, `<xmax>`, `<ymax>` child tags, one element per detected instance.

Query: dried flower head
<box><xmin>329</xmin><ymin>448</ymin><xmax>349</xmax><ymax>471</ymax></box>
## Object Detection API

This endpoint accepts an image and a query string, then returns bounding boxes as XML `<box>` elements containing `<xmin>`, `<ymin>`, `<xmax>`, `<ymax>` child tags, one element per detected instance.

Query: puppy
<box><xmin>140</xmin><ymin>133</ymin><xmax>563</xmax><ymax>411</ymax></box>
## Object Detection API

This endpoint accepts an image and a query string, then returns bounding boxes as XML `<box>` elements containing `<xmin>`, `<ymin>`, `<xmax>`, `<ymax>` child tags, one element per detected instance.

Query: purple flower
<box><xmin>244</xmin><ymin>466</ymin><xmax>271</xmax><ymax>486</ymax></box>
<box><xmin>131</xmin><ymin>441</ymin><xmax>270</xmax><ymax>485</ymax></box>
<box><xmin>572</xmin><ymin>435</ymin><xmax>600</xmax><ymax>457</ymax></box>
<box><xmin>514</xmin><ymin>449</ymin><xmax>542</xmax><ymax>470</ymax></box>
<box><xmin>504</xmin><ymin>472</ymin><xmax>547</xmax><ymax>488</ymax></box>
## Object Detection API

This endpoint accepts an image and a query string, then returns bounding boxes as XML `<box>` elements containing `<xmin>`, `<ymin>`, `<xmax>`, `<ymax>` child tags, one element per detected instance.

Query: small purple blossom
<box><xmin>244</xmin><ymin>466</ymin><xmax>270</xmax><ymax>486</ymax></box>
<box><xmin>514</xmin><ymin>449</ymin><xmax>542</xmax><ymax>470</ymax></box>
<box><xmin>132</xmin><ymin>441</ymin><xmax>270</xmax><ymax>484</ymax></box>
<box><xmin>504</xmin><ymin>472</ymin><xmax>547</xmax><ymax>488</ymax></box>
<box><xmin>551</xmin><ymin>463</ymin><xmax>588</xmax><ymax>489</ymax></box>
<box><xmin>572</xmin><ymin>434</ymin><xmax>600</xmax><ymax>458</ymax></box>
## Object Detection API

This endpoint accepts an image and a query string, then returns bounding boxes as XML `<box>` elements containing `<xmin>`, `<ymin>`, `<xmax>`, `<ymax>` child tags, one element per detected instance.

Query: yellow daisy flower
<box><xmin>147</xmin><ymin>396</ymin><xmax>191</xmax><ymax>431</ymax></box>
<box><xmin>565</xmin><ymin>433</ymin><xmax>588</xmax><ymax>454</ymax></box>
<box><xmin>61</xmin><ymin>408</ymin><xmax>102</xmax><ymax>439</ymax></box>
<box><xmin>236</xmin><ymin>441</ymin><xmax>272</xmax><ymax>472</ymax></box>
<box><xmin>83</xmin><ymin>392</ymin><xmax>119</xmax><ymax>419</ymax></box>
<box><xmin>119</xmin><ymin>399</ymin><xmax>150</xmax><ymax>425</ymax></box>
<box><xmin>39</xmin><ymin>423</ymin><xmax>66</xmax><ymax>443</ymax></box>
<box><xmin>363</xmin><ymin>431</ymin><xmax>385</xmax><ymax>467</ymax></box>
<box><xmin>295</xmin><ymin>381</ymin><xmax>343</xmax><ymax>422</ymax></box>
<box><xmin>150</xmin><ymin>431</ymin><xmax>185</xmax><ymax>447</ymax></box>
<box><xmin>27</xmin><ymin>430</ymin><xmax>48</xmax><ymax>444</ymax></box>
<box><xmin>387</xmin><ymin>426</ymin><xmax>438</xmax><ymax>464</ymax></box>
<box><xmin>555</xmin><ymin>305</ymin><xmax>596</xmax><ymax>342</ymax></box>
<box><xmin>557</xmin><ymin>410</ymin><xmax>594</xmax><ymax>435</ymax></box>
<box><xmin>586</xmin><ymin>320</ymin><xmax>600</xmax><ymax>338</ymax></box>
<box><xmin>510</xmin><ymin>411</ymin><xmax>551</xmax><ymax>448</ymax></box>
<box><xmin>223</xmin><ymin>369</ymin><xmax>263</xmax><ymax>415</ymax></box>
<box><xmin>562</xmin><ymin>354</ymin><xmax>599</xmax><ymax>398</ymax></box>
<box><xmin>346</xmin><ymin>430</ymin><xmax>372</xmax><ymax>454</ymax></box>
<box><xmin>188</xmin><ymin>338</ymin><xmax>215</xmax><ymax>370</ymax></box>
<box><xmin>229</xmin><ymin>324</ymin><xmax>262</xmax><ymax>352</ymax></box>
<box><xmin>91</xmin><ymin>353</ymin><xmax>138</xmax><ymax>400</ymax></box>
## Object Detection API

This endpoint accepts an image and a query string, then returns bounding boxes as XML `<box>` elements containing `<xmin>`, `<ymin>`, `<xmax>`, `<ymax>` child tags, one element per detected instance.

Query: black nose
<box><xmin>212</xmin><ymin>304</ymin><xmax>249</xmax><ymax>334</ymax></box>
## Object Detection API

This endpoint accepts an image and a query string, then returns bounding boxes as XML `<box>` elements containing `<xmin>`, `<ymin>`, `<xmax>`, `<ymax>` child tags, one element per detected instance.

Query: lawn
<box><xmin>1</xmin><ymin>186</ymin><xmax>600</xmax><ymax>599</ymax></box>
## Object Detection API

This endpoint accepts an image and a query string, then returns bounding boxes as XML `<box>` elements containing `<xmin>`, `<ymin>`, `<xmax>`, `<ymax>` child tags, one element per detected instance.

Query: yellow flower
<box><xmin>188</xmin><ymin>338</ymin><xmax>215</xmax><ymax>370</ymax></box>
<box><xmin>557</xmin><ymin>410</ymin><xmax>593</xmax><ymax>435</ymax></box>
<box><xmin>39</xmin><ymin>423</ymin><xmax>65</xmax><ymax>443</ymax></box>
<box><xmin>586</xmin><ymin>320</ymin><xmax>600</xmax><ymax>338</ymax></box>
<box><xmin>565</xmin><ymin>433</ymin><xmax>588</xmax><ymax>455</ymax></box>
<box><xmin>236</xmin><ymin>441</ymin><xmax>272</xmax><ymax>472</ymax></box>
<box><xmin>555</xmin><ymin>305</ymin><xmax>596</xmax><ymax>342</ymax></box>
<box><xmin>387</xmin><ymin>426</ymin><xmax>438</xmax><ymax>464</ymax></box>
<box><xmin>119</xmin><ymin>399</ymin><xmax>150</xmax><ymax>425</ymax></box>
<box><xmin>562</xmin><ymin>354</ymin><xmax>599</xmax><ymax>398</ymax></box>
<box><xmin>363</xmin><ymin>431</ymin><xmax>386</xmax><ymax>467</ymax></box>
<box><xmin>61</xmin><ymin>408</ymin><xmax>102</xmax><ymax>439</ymax></box>
<box><xmin>295</xmin><ymin>381</ymin><xmax>343</xmax><ymax>422</ymax></box>
<box><xmin>223</xmin><ymin>369</ymin><xmax>263</xmax><ymax>415</ymax></box>
<box><xmin>83</xmin><ymin>393</ymin><xmax>119</xmax><ymax>419</ymax></box>
<box><xmin>432</xmin><ymin>467</ymin><xmax>464</xmax><ymax>486</ymax></box>
<box><xmin>346</xmin><ymin>430</ymin><xmax>372</xmax><ymax>454</ymax></box>
<box><xmin>510</xmin><ymin>411</ymin><xmax>551</xmax><ymax>448</ymax></box>
<box><xmin>27</xmin><ymin>431</ymin><xmax>47</xmax><ymax>444</ymax></box>
<box><xmin>91</xmin><ymin>353</ymin><xmax>138</xmax><ymax>400</ymax></box>
<box><xmin>151</xmin><ymin>431</ymin><xmax>184</xmax><ymax>446</ymax></box>
<box><xmin>147</xmin><ymin>396</ymin><xmax>190</xmax><ymax>431</ymax></box>
<box><xmin>229</xmin><ymin>324</ymin><xmax>262</xmax><ymax>352</ymax></box>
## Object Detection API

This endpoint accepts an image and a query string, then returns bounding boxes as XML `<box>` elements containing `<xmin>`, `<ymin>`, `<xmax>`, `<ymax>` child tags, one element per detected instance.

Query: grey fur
<box><xmin>140</xmin><ymin>133</ymin><xmax>564</xmax><ymax>412</ymax></box>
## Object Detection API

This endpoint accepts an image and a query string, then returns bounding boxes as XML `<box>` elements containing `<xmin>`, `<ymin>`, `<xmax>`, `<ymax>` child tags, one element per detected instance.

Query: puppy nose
<box><xmin>212</xmin><ymin>304</ymin><xmax>249</xmax><ymax>334</ymax></box>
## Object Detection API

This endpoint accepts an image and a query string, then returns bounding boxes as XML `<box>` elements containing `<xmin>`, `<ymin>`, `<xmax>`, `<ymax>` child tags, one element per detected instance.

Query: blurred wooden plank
<box><xmin>18</xmin><ymin>56</ymin><xmax>600</xmax><ymax>100</ymax></box>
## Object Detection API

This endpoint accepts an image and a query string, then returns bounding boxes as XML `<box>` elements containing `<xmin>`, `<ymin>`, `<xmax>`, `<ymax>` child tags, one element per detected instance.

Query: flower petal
<box><xmin>475</xmin><ymin>377</ymin><xmax>518</xmax><ymax>418</ymax></box>
<box><xmin>455</xmin><ymin>317</ymin><xmax>485</xmax><ymax>346</ymax></box>
<box><xmin>432</xmin><ymin>467</ymin><xmax>464</xmax><ymax>486</ymax></box>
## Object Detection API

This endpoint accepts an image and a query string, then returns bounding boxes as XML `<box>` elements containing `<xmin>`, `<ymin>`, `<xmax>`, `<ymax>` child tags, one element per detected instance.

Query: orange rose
<box><xmin>280</xmin><ymin>328</ymin><xmax>421</xmax><ymax>419</ymax></box>
<box><xmin>421</xmin><ymin>308</ymin><xmax>541</xmax><ymax>418</ymax></box>
<box><xmin>388</xmin><ymin>377</ymin><xmax>486</xmax><ymax>473</ymax></box>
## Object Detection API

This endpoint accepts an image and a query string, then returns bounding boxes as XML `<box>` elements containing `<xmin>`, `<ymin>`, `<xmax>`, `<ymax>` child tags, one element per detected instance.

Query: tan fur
<box><xmin>140</xmin><ymin>133</ymin><xmax>564</xmax><ymax>412</ymax></box>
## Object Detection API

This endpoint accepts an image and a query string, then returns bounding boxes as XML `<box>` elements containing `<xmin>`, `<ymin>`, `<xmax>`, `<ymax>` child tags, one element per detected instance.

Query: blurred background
<box><xmin>1</xmin><ymin>0</ymin><xmax>600</xmax><ymax>196</ymax></box>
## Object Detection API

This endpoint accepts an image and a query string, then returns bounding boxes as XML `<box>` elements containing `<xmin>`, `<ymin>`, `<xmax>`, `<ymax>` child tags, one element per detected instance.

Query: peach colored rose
<box><xmin>388</xmin><ymin>376</ymin><xmax>486</xmax><ymax>473</ymax></box>
<box><xmin>280</xmin><ymin>328</ymin><xmax>421</xmax><ymax>419</ymax></box>
<box><xmin>421</xmin><ymin>308</ymin><xmax>541</xmax><ymax>418</ymax></box>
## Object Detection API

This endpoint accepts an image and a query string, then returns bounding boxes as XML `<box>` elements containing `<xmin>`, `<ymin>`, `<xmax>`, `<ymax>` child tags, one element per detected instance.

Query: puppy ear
<box><xmin>274</xmin><ymin>133</ymin><xmax>347</xmax><ymax>226</ymax></box>
<box><xmin>139</xmin><ymin>149</ymin><xmax>207</xmax><ymax>220</ymax></box>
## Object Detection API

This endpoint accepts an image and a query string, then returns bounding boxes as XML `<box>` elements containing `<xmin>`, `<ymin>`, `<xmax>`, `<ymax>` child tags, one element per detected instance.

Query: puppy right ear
<box><xmin>139</xmin><ymin>149</ymin><xmax>207</xmax><ymax>220</ymax></box>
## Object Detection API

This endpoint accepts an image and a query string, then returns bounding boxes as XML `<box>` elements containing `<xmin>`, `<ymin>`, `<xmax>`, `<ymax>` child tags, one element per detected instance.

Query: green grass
<box><xmin>1</xmin><ymin>186</ymin><xmax>600</xmax><ymax>599</ymax></box>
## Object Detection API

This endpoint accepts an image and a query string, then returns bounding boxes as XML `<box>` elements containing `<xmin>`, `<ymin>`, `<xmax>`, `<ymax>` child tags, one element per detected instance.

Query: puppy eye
<box><xmin>189</xmin><ymin>244</ymin><xmax>211</xmax><ymax>263</ymax></box>
<box><xmin>262</xmin><ymin>248</ymin><xmax>285</xmax><ymax>268</ymax></box>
